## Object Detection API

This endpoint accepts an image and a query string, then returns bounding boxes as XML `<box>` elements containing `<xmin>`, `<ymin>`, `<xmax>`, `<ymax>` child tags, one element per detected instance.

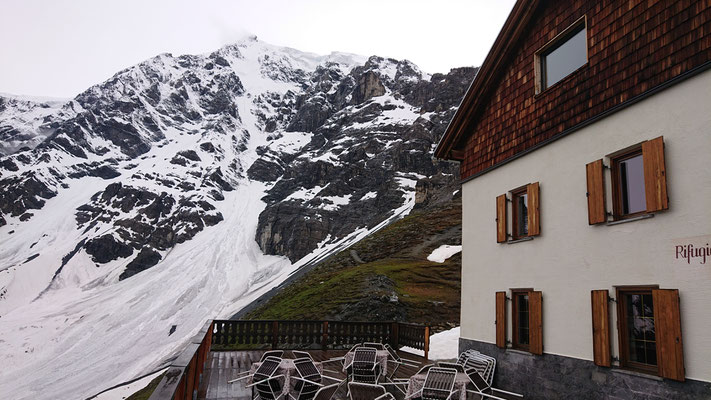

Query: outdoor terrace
<box><xmin>148</xmin><ymin>320</ymin><xmax>432</xmax><ymax>400</ymax></box>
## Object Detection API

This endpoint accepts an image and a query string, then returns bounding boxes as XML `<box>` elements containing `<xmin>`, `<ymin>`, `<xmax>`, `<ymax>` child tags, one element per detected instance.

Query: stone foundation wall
<box><xmin>459</xmin><ymin>338</ymin><xmax>711</xmax><ymax>400</ymax></box>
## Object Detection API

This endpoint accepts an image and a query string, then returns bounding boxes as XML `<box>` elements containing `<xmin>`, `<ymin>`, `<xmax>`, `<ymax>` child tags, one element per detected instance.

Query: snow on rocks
<box><xmin>427</xmin><ymin>245</ymin><xmax>463</xmax><ymax>263</ymax></box>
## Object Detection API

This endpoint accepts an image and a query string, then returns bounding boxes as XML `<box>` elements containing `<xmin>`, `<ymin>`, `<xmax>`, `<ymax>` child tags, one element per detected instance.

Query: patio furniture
<box><xmin>436</xmin><ymin>362</ymin><xmax>465</xmax><ymax>373</ymax></box>
<box><xmin>348</xmin><ymin>382</ymin><xmax>387</xmax><ymax>400</ymax></box>
<box><xmin>311</xmin><ymin>383</ymin><xmax>340</xmax><ymax>400</ymax></box>
<box><xmin>323</xmin><ymin>343</ymin><xmax>362</xmax><ymax>366</ymax></box>
<box><xmin>291</xmin><ymin>357</ymin><xmax>345</xmax><ymax>400</ymax></box>
<box><xmin>348</xmin><ymin>347</ymin><xmax>381</xmax><ymax>384</ymax></box>
<box><xmin>246</xmin><ymin>356</ymin><xmax>285</xmax><ymax>400</ymax></box>
<box><xmin>465</xmin><ymin>368</ymin><xmax>523</xmax><ymax>400</ymax></box>
<box><xmin>384</xmin><ymin>343</ymin><xmax>420</xmax><ymax>379</ymax></box>
<box><xmin>344</xmin><ymin>347</ymin><xmax>389</xmax><ymax>379</ymax></box>
<box><xmin>407</xmin><ymin>367</ymin><xmax>459</xmax><ymax>400</ymax></box>
<box><xmin>461</xmin><ymin>353</ymin><xmax>496</xmax><ymax>386</ymax></box>
<box><xmin>261</xmin><ymin>350</ymin><xmax>285</xmax><ymax>362</ymax></box>
<box><xmin>363</xmin><ymin>342</ymin><xmax>386</xmax><ymax>350</ymax></box>
<box><xmin>293</xmin><ymin>350</ymin><xmax>314</xmax><ymax>361</ymax></box>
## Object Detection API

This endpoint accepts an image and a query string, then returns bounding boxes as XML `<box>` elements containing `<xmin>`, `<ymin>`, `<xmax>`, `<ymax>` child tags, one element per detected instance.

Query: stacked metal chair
<box><xmin>246</xmin><ymin>356</ymin><xmax>285</xmax><ymax>400</ymax></box>
<box><xmin>465</xmin><ymin>368</ymin><xmax>524</xmax><ymax>400</ymax></box>
<box><xmin>407</xmin><ymin>367</ymin><xmax>459</xmax><ymax>400</ymax></box>
<box><xmin>292</xmin><ymin>350</ymin><xmax>314</xmax><ymax>361</ymax></box>
<box><xmin>456</xmin><ymin>350</ymin><xmax>496</xmax><ymax>386</ymax></box>
<box><xmin>348</xmin><ymin>347</ymin><xmax>381</xmax><ymax>384</ymax></box>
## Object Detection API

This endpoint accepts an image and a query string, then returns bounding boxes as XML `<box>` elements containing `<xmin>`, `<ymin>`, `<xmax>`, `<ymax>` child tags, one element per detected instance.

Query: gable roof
<box><xmin>436</xmin><ymin>0</ymin><xmax>711</xmax><ymax>180</ymax></box>
<box><xmin>434</xmin><ymin>0</ymin><xmax>540</xmax><ymax>161</ymax></box>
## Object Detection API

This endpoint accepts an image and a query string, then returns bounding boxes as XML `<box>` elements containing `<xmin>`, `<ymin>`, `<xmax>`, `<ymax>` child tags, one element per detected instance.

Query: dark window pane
<box><xmin>619</xmin><ymin>154</ymin><xmax>646</xmax><ymax>214</ymax></box>
<box><xmin>623</xmin><ymin>292</ymin><xmax>657</xmax><ymax>367</ymax></box>
<box><xmin>517</xmin><ymin>193</ymin><xmax>528</xmax><ymax>236</ymax></box>
<box><xmin>543</xmin><ymin>26</ymin><xmax>587</xmax><ymax>88</ymax></box>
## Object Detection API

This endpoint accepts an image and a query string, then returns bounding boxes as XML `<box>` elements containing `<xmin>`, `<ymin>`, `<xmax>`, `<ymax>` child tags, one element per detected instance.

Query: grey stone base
<box><xmin>459</xmin><ymin>338</ymin><xmax>711</xmax><ymax>400</ymax></box>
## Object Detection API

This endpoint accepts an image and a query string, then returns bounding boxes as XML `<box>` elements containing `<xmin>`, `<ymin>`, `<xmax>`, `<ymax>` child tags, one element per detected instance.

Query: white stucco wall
<box><xmin>460</xmin><ymin>68</ymin><xmax>711</xmax><ymax>382</ymax></box>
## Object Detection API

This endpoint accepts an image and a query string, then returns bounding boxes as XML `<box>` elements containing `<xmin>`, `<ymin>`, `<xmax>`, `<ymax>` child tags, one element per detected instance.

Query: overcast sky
<box><xmin>0</xmin><ymin>0</ymin><xmax>516</xmax><ymax>98</ymax></box>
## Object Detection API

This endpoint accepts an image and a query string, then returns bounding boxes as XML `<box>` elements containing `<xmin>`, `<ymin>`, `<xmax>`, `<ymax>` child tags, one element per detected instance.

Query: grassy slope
<box><xmin>246</xmin><ymin>195</ymin><xmax>462</xmax><ymax>332</ymax></box>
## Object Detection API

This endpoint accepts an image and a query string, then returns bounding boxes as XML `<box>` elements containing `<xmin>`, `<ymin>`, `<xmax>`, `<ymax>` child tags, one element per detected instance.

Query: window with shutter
<box><xmin>615</xmin><ymin>286</ymin><xmax>685</xmax><ymax>380</ymax></box>
<box><xmin>591</xmin><ymin>290</ymin><xmax>611</xmax><ymax>367</ymax></box>
<box><xmin>496</xmin><ymin>291</ymin><xmax>507</xmax><ymax>349</ymax></box>
<box><xmin>586</xmin><ymin>159</ymin><xmax>606</xmax><ymax>225</ymax></box>
<box><xmin>501</xmin><ymin>182</ymin><xmax>541</xmax><ymax>242</ymax></box>
<box><xmin>609</xmin><ymin>136</ymin><xmax>668</xmax><ymax>220</ymax></box>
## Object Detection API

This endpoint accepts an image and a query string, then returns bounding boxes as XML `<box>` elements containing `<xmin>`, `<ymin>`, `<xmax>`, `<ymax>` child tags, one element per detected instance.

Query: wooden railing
<box><xmin>149</xmin><ymin>319</ymin><xmax>429</xmax><ymax>400</ymax></box>
<box><xmin>148</xmin><ymin>320</ymin><xmax>213</xmax><ymax>400</ymax></box>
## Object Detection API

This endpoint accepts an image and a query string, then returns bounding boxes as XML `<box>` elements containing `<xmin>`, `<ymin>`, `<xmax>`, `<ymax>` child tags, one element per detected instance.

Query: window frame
<box><xmin>610</xmin><ymin>146</ymin><xmax>646</xmax><ymax>220</ymax></box>
<box><xmin>616</xmin><ymin>285</ymin><xmax>660</xmax><ymax>374</ymax></box>
<box><xmin>510</xmin><ymin>186</ymin><xmax>529</xmax><ymax>240</ymax></box>
<box><xmin>535</xmin><ymin>16</ymin><xmax>588</xmax><ymax>94</ymax></box>
<box><xmin>511</xmin><ymin>288</ymin><xmax>533</xmax><ymax>351</ymax></box>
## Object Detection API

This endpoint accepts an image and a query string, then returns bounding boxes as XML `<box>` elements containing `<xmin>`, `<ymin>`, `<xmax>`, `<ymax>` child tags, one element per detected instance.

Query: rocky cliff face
<box><xmin>0</xmin><ymin>37</ymin><xmax>475</xmax><ymax>399</ymax></box>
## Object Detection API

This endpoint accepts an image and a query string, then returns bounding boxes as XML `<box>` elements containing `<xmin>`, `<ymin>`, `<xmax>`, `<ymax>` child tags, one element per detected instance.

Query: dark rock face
<box><xmin>0</xmin><ymin>173</ymin><xmax>57</xmax><ymax>217</ymax></box>
<box><xmin>119</xmin><ymin>248</ymin><xmax>162</xmax><ymax>280</ymax></box>
<box><xmin>85</xmin><ymin>234</ymin><xmax>134</xmax><ymax>263</ymax></box>
<box><xmin>253</xmin><ymin>63</ymin><xmax>476</xmax><ymax>262</ymax></box>
<box><xmin>0</xmin><ymin>213</ymin><xmax>6</xmax><ymax>227</ymax></box>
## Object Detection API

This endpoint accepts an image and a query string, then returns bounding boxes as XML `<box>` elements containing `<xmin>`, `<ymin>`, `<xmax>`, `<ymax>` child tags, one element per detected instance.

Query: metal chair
<box><xmin>311</xmin><ymin>383</ymin><xmax>340</xmax><ymax>400</ymax></box>
<box><xmin>349</xmin><ymin>347</ymin><xmax>381</xmax><ymax>384</ymax></box>
<box><xmin>246</xmin><ymin>356</ymin><xmax>285</xmax><ymax>400</ymax></box>
<box><xmin>292</xmin><ymin>357</ymin><xmax>344</xmax><ymax>400</ymax></box>
<box><xmin>437</xmin><ymin>362</ymin><xmax>465</xmax><ymax>373</ymax></box>
<box><xmin>293</xmin><ymin>350</ymin><xmax>314</xmax><ymax>361</ymax></box>
<box><xmin>408</xmin><ymin>367</ymin><xmax>459</xmax><ymax>400</ymax></box>
<box><xmin>323</xmin><ymin>343</ymin><xmax>362</xmax><ymax>366</ymax></box>
<box><xmin>261</xmin><ymin>350</ymin><xmax>285</xmax><ymax>362</ymax></box>
<box><xmin>384</xmin><ymin>343</ymin><xmax>420</xmax><ymax>379</ymax></box>
<box><xmin>462</xmin><ymin>353</ymin><xmax>495</xmax><ymax>386</ymax></box>
<box><xmin>465</xmin><ymin>368</ymin><xmax>523</xmax><ymax>400</ymax></box>
<box><xmin>363</xmin><ymin>342</ymin><xmax>386</xmax><ymax>350</ymax></box>
<box><xmin>348</xmin><ymin>382</ymin><xmax>387</xmax><ymax>400</ymax></box>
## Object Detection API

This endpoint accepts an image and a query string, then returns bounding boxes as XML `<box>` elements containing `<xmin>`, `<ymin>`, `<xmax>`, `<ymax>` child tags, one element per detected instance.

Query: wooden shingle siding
<box><xmin>527</xmin><ymin>182</ymin><xmax>540</xmax><ymax>236</ymax></box>
<box><xmin>653</xmin><ymin>289</ymin><xmax>685</xmax><ymax>381</ymax></box>
<box><xmin>590</xmin><ymin>290</ymin><xmax>611</xmax><ymax>367</ymax></box>
<box><xmin>529</xmin><ymin>291</ymin><xmax>543</xmax><ymax>355</ymax></box>
<box><xmin>496</xmin><ymin>194</ymin><xmax>508</xmax><ymax>243</ymax></box>
<box><xmin>495</xmin><ymin>291</ymin><xmax>507</xmax><ymax>348</ymax></box>
<box><xmin>456</xmin><ymin>1</ymin><xmax>711</xmax><ymax>179</ymax></box>
<box><xmin>586</xmin><ymin>159</ymin><xmax>606</xmax><ymax>225</ymax></box>
<box><xmin>642</xmin><ymin>136</ymin><xmax>669</xmax><ymax>212</ymax></box>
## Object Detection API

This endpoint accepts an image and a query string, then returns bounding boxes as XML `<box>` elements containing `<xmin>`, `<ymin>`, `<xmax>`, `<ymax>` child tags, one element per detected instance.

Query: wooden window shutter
<box><xmin>653</xmin><ymin>289</ymin><xmax>685</xmax><ymax>381</ymax></box>
<box><xmin>527</xmin><ymin>182</ymin><xmax>540</xmax><ymax>236</ymax></box>
<box><xmin>496</xmin><ymin>194</ymin><xmax>507</xmax><ymax>243</ymax></box>
<box><xmin>529</xmin><ymin>291</ymin><xmax>543</xmax><ymax>355</ymax></box>
<box><xmin>585</xmin><ymin>159</ymin><xmax>607</xmax><ymax>225</ymax></box>
<box><xmin>495</xmin><ymin>291</ymin><xmax>506</xmax><ymax>348</ymax></box>
<box><xmin>642</xmin><ymin>136</ymin><xmax>668</xmax><ymax>212</ymax></box>
<box><xmin>590</xmin><ymin>290</ymin><xmax>611</xmax><ymax>367</ymax></box>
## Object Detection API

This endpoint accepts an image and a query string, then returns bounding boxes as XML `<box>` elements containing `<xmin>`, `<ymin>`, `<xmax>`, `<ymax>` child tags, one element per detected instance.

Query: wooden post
<box><xmin>272</xmin><ymin>321</ymin><xmax>279</xmax><ymax>349</ymax></box>
<box><xmin>424</xmin><ymin>326</ymin><xmax>430</xmax><ymax>360</ymax></box>
<box><xmin>322</xmin><ymin>321</ymin><xmax>329</xmax><ymax>349</ymax></box>
<box><xmin>391</xmin><ymin>322</ymin><xmax>399</xmax><ymax>348</ymax></box>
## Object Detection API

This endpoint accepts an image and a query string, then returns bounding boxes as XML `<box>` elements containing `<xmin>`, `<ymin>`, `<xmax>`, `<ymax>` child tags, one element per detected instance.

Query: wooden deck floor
<box><xmin>197</xmin><ymin>349</ymin><xmax>429</xmax><ymax>400</ymax></box>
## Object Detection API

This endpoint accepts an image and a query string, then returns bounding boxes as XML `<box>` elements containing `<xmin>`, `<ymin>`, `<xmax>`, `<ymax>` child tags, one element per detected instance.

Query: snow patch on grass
<box><xmin>427</xmin><ymin>245</ymin><xmax>462</xmax><ymax>263</ymax></box>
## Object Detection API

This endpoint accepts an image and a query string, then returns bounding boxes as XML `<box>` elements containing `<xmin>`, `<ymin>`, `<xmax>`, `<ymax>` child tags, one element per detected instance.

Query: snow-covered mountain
<box><xmin>0</xmin><ymin>36</ymin><xmax>476</xmax><ymax>399</ymax></box>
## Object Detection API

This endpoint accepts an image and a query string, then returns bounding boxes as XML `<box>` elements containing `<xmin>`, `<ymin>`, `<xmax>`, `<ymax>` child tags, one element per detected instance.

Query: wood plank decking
<box><xmin>197</xmin><ymin>349</ymin><xmax>429</xmax><ymax>400</ymax></box>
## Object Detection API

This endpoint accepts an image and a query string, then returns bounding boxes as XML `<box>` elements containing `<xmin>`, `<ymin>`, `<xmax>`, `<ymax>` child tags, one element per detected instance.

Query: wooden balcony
<box><xmin>148</xmin><ymin>320</ymin><xmax>432</xmax><ymax>400</ymax></box>
<box><xmin>198</xmin><ymin>348</ymin><xmax>429</xmax><ymax>400</ymax></box>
